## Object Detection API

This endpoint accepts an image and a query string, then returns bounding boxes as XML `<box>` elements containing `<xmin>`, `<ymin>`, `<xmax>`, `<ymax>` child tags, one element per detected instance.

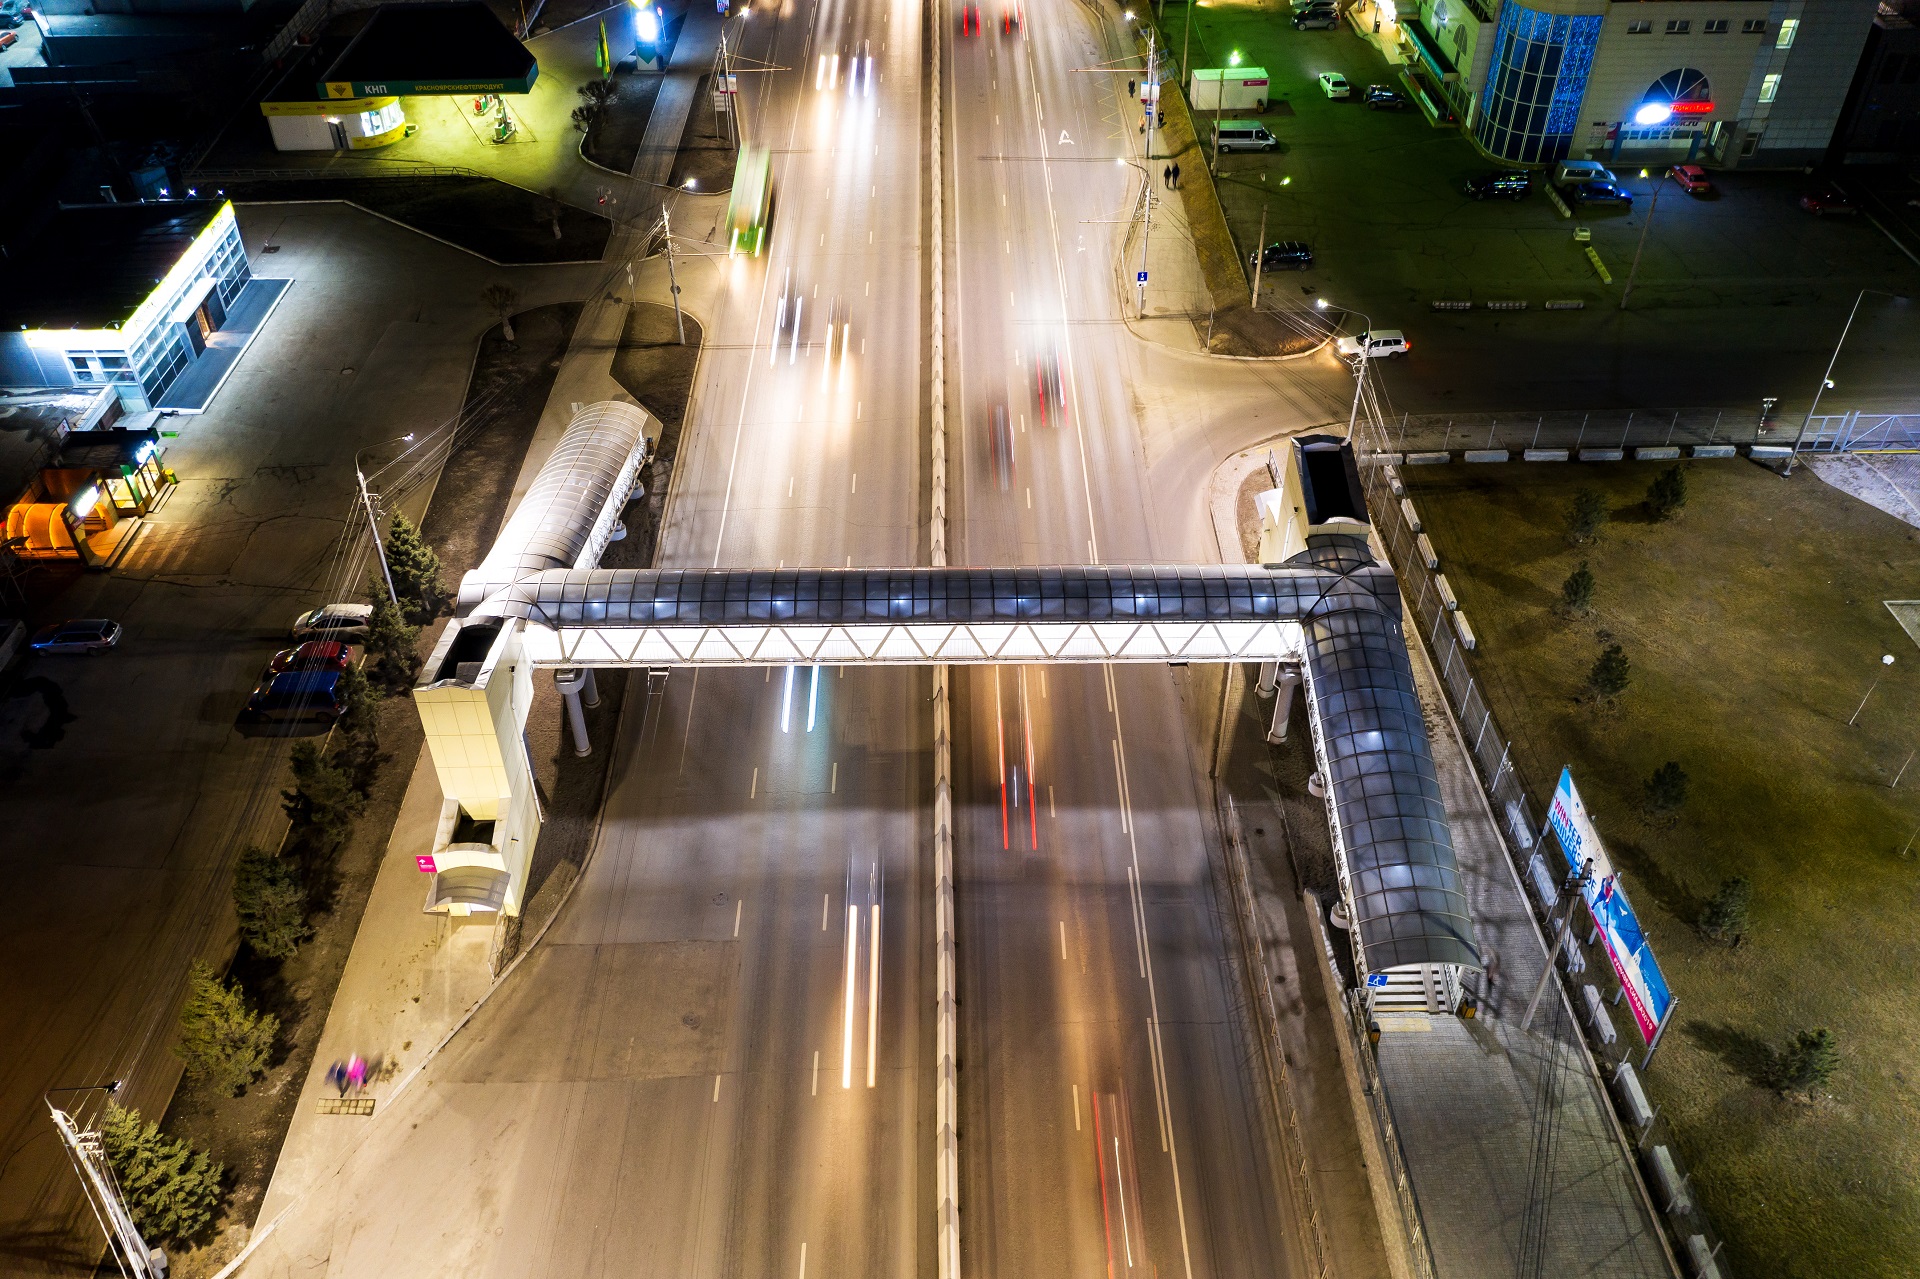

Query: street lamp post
<box><xmin>1848</xmin><ymin>654</ymin><xmax>1897</xmax><ymax>727</ymax></box>
<box><xmin>1618</xmin><ymin>167</ymin><xmax>1674</xmax><ymax>311</ymax></box>
<box><xmin>356</xmin><ymin>433</ymin><xmax>416</xmax><ymax>609</ymax></box>
<box><xmin>1788</xmin><ymin>288</ymin><xmax>1906</xmax><ymax>475</ymax></box>
<box><xmin>1318</xmin><ymin>298</ymin><xmax>1375</xmax><ymax>440</ymax></box>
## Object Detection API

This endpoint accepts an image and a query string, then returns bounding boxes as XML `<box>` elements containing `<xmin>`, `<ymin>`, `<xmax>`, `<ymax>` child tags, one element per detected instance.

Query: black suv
<box><xmin>1464</xmin><ymin>170</ymin><xmax>1530</xmax><ymax>201</ymax></box>
<box><xmin>1249</xmin><ymin>240</ymin><xmax>1314</xmax><ymax>272</ymax></box>
<box><xmin>1364</xmin><ymin>85</ymin><xmax>1407</xmax><ymax>110</ymax></box>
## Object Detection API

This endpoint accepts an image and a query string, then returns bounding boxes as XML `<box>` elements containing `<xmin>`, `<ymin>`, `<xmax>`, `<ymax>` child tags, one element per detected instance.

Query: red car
<box><xmin>1670</xmin><ymin>164</ymin><xmax>1713</xmax><ymax>196</ymax></box>
<box><xmin>1001</xmin><ymin>2</ymin><xmax>1021</xmax><ymax>32</ymax></box>
<box><xmin>960</xmin><ymin>3</ymin><xmax>979</xmax><ymax>34</ymax></box>
<box><xmin>0</xmin><ymin>31</ymin><xmax>17</xmax><ymax>50</ymax></box>
<box><xmin>267</xmin><ymin>640</ymin><xmax>353</xmax><ymax>675</ymax></box>
<box><xmin>1799</xmin><ymin>183</ymin><xmax>1856</xmax><ymax>216</ymax></box>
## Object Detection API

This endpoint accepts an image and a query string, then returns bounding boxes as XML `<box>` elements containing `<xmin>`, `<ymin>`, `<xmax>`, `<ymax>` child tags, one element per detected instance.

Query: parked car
<box><xmin>0</xmin><ymin>30</ymin><xmax>17</xmax><ymax>49</ymax></box>
<box><xmin>1249</xmin><ymin>240</ymin><xmax>1314</xmax><ymax>272</ymax></box>
<box><xmin>291</xmin><ymin>602</ymin><xmax>374</xmax><ymax>642</ymax></box>
<box><xmin>1670</xmin><ymin>164</ymin><xmax>1714</xmax><ymax>196</ymax></box>
<box><xmin>1318</xmin><ymin>72</ymin><xmax>1351</xmax><ymax>99</ymax></box>
<box><xmin>1364</xmin><ymin>84</ymin><xmax>1407</xmax><ymax>110</ymax></box>
<box><xmin>1565</xmin><ymin>180</ymin><xmax>1633</xmax><ymax>207</ymax></box>
<box><xmin>1291</xmin><ymin>0</ymin><xmax>1336</xmax><ymax>13</ymax></box>
<box><xmin>267</xmin><ymin>640</ymin><xmax>353</xmax><ymax>676</ymax></box>
<box><xmin>1554</xmin><ymin>159</ymin><xmax>1616</xmax><ymax>186</ymax></box>
<box><xmin>1799</xmin><ymin>182</ymin><xmax>1856</xmax><ymax>215</ymax></box>
<box><xmin>243</xmin><ymin>670</ymin><xmax>347</xmax><ymax>723</ymax></box>
<box><xmin>29</xmin><ymin>618</ymin><xmax>122</xmax><ymax>654</ymax></box>
<box><xmin>1214</xmin><ymin>119</ymin><xmax>1279</xmax><ymax>152</ymax></box>
<box><xmin>1464</xmin><ymin>170</ymin><xmax>1531</xmax><ymax>200</ymax></box>
<box><xmin>1293</xmin><ymin>10</ymin><xmax>1338</xmax><ymax>28</ymax></box>
<box><xmin>1334</xmin><ymin>330</ymin><xmax>1410</xmax><ymax>360</ymax></box>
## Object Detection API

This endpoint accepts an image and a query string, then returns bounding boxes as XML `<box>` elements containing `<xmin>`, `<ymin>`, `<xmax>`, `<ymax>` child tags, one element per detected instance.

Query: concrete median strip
<box><xmin>1583</xmin><ymin>245</ymin><xmax>1613</xmax><ymax>284</ymax></box>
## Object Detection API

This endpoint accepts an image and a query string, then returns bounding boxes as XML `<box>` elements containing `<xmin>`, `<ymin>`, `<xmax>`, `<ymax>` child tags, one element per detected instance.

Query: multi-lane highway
<box><xmin>234</xmin><ymin>0</ymin><xmax>1346</xmax><ymax>1270</ymax></box>
<box><xmin>941</xmin><ymin>5</ymin><xmax>1310</xmax><ymax>1278</ymax></box>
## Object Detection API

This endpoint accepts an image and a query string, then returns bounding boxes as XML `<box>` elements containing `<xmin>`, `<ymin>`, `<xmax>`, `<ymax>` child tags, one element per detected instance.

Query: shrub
<box><xmin>101</xmin><ymin>1103</ymin><xmax>223</xmax><ymax>1242</ymax></box>
<box><xmin>480</xmin><ymin>283</ymin><xmax>520</xmax><ymax>341</ymax></box>
<box><xmin>281</xmin><ymin>741</ymin><xmax>364</xmax><ymax>853</ymax></box>
<box><xmin>1560</xmin><ymin>560</ymin><xmax>1596</xmax><ymax>616</ymax></box>
<box><xmin>364</xmin><ymin>589</ymin><xmax>421</xmax><ymax>690</ymax></box>
<box><xmin>1645</xmin><ymin>464</ymin><xmax>1689</xmax><ymax>521</ymax></box>
<box><xmin>334</xmin><ymin>664</ymin><xmax>387</xmax><ymax>791</ymax></box>
<box><xmin>1564</xmin><ymin>487</ymin><xmax>1607</xmax><ymax>545</ymax></box>
<box><xmin>1642</xmin><ymin>760</ymin><xmax>1690</xmax><ymax>820</ymax></box>
<box><xmin>1699</xmin><ymin>875</ymin><xmax>1752</xmax><ymax>944</ymax></box>
<box><xmin>1585</xmin><ymin>642</ymin><xmax>1631</xmax><ymax>703</ymax></box>
<box><xmin>175</xmin><ymin>960</ymin><xmax>278</xmax><ymax>1097</ymax></box>
<box><xmin>232</xmin><ymin>846</ymin><xmax>310</xmax><ymax>961</ymax></box>
<box><xmin>1772</xmin><ymin>1027</ymin><xmax>1838</xmax><ymax>1097</ymax></box>
<box><xmin>382</xmin><ymin>512</ymin><xmax>444</xmax><ymax>620</ymax></box>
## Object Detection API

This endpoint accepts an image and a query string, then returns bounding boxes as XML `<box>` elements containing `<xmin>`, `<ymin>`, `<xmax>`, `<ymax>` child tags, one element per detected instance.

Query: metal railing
<box><xmin>1373</xmin><ymin>407</ymin><xmax>1920</xmax><ymax>457</ymax></box>
<box><xmin>189</xmin><ymin>162</ymin><xmax>489</xmax><ymax>184</ymax></box>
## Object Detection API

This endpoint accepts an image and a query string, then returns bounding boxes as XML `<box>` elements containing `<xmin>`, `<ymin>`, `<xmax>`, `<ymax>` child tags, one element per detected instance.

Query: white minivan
<box><xmin>1215</xmin><ymin>120</ymin><xmax>1278</xmax><ymax>152</ymax></box>
<box><xmin>1554</xmin><ymin>159</ymin><xmax>1616</xmax><ymax>186</ymax></box>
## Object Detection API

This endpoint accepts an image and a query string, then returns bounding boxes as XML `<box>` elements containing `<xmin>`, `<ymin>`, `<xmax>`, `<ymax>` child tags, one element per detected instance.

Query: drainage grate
<box><xmin>1544</xmin><ymin>299</ymin><xmax>1586</xmax><ymax>310</ymax></box>
<box><xmin>315</xmin><ymin>1098</ymin><xmax>376</xmax><ymax>1117</ymax></box>
<box><xmin>1484</xmin><ymin>300</ymin><xmax>1528</xmax><ymax>311</ymax></box>
<box><xmin>1430</xmin><ymin>300</ymin><xmax>1472</xmax><ymax>310</ymax></box>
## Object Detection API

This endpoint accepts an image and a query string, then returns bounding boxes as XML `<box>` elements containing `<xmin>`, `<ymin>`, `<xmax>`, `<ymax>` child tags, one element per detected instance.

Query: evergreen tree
<box><xmin>1699</xmin><ymin>876</ymin><xmax>1752</xmax><ymax>943</ymax></box>
<box><xmin>1642</xmin><ymin>760</ymin><xmax>1690</xmax><ymax>820</ymax></box>
<box><xmin>1772</xmin><ymin>1027</ymin><xmax>1838</xmax><ymax>1096</ymax></box>
<box><xmin>281</xmin><ymin>741</ymin><xmax>364</xmax><ymax>853</ymax></box>
<box><xmin>1560</xmin><ymin>560</ymin><xmax>1596</xmax><ymax>616</ymax></box>
<box><xmin>174</xmin><ymin>960</ymin><xmax>278</xmax><ymax>1097</ymax></box>
<box><xmin>364</xmin><ymin>587</ymin><xmax>421</xmax><ymax>690</ymax></box>
<box><xmin>1586</xmin><ymin>643</ymin><xmax>1631</xmax><ymax>703</ymax></box>
<box><xmin>101</xmin><ymin>1104</ymin><xmax>223</xmax><ymax>1242</ymax></box>
<box><xmin>232</xmin><ymin>846</ymin><xmax>310</xmax><ymax>961</ymax></box>
<box><xmin>382</xmin><ymin>512</ymin><xmax>443</xmax><ymax>619</ymax></box>
<box><xmin>1645</xmin><ymin>464</ymin><xmax>1689</xmax><ymax>521</ymax></box>
<box><xmin>334</xmin><ymin>663</ymin><xmax>387</xmax><ymax>791</ymax></box>
<box><xmin>1563</xmin><ymin>487</ymin><xmax>1607</xmax><ymax>545</ymax></box>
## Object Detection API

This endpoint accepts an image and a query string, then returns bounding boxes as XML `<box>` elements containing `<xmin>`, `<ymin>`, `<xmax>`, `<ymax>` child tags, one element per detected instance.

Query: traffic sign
<box><xmin>1136</xmin><ymin>270</ymin><xmax>1148</xmax><ymax>283</ymax></box>
<box><xmin>1365</xmin><ymin>972</ymin><xmax>1390</xmax><ymax>988</ymax></box>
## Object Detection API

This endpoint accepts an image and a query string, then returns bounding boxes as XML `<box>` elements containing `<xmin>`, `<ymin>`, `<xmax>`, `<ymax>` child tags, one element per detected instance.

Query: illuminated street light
<box><xmin>1849</xmin><ymin>654</ymin><xmax>1897</xmax><ymax>727</ymax></box>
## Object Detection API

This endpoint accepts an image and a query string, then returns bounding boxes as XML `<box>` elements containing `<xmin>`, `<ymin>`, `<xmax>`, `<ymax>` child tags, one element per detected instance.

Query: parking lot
<box><xmin>1155</xmin><ymin>0</ymin><xmax>1920</xmax><ymax>411</ymax></box>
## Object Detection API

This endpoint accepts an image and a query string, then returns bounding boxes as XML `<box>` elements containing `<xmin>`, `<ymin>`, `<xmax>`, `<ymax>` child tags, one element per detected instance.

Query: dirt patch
<box><xmin>225</xmin><ymin>178</ymin><xmax>610</xmax><ymax>264</ymax></box>
<box><xmin>1205</xmin><ymin>303</ymin><xmax>1327</xmax><ymax>358</ymax></box>
<box><xmin>1401</xmin><ymin>460</ymin><xmax>1920</xmax><ymax>1279</ymax></box>
<box><xmin>669</xmin><ymin>73</ymin><xmax>741</xmax><ymax>195</ymax></box>
<box><xmin>581</xmin><ymin>74</ymin><xmax>666</xmax><ymax>174</ymax></box>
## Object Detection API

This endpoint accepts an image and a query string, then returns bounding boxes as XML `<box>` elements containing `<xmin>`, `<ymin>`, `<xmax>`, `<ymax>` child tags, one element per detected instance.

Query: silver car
<box><xmin>30</xmin><ymin>618</ymin><xmax>122</xmax><ymax>654</ymax></box>
<box><xmin>291</xmin><ymin>603</ymin><xmax>374</xmax><ymax>642</ymax></box>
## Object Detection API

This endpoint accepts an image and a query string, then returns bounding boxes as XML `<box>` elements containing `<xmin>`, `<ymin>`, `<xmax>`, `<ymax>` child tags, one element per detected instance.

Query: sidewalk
<box><xmin>230</xmin><ymin>13</ymin><xmax>726</xmax><ymax>1270</ymax></box>
<box><xmin>1207</xmin><ymin>436</ymin><xmax>1677</xmax><ymax>1279</ymax></box>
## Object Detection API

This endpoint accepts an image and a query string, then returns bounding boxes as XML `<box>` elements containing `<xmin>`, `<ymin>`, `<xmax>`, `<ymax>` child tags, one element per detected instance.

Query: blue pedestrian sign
<box><xmin>1136</xmin><ymin>270</ymin><xmax>1148</xmax><ymax>283</ymax></box>
<box><xmin>1365</xmin><ymin>972</ymin><xmax>1390</xmax><ymax>988</ymax></box>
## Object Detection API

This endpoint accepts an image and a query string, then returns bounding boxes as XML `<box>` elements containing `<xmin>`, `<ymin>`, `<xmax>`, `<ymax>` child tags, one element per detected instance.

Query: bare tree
<box><xmin>481</xmin><ymin>283</ymin><xmax>521</xmax><ymax>342</ymax></box>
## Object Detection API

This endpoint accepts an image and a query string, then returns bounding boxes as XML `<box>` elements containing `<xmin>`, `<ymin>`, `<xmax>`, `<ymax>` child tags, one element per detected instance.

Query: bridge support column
<box><xmin>1267</xmin><ymin>666</ymin><xmax>1300</xmax><ymax>744</ymax></box>
<box><xmin>1257</xmin><ymin>660</ymin><xmax>1280</xmax><ymax>697</ymax></box>
<box><xmin>555</xmin><ymin>667</ymin><xmax>593</xmax><ymax>758</ymax></box>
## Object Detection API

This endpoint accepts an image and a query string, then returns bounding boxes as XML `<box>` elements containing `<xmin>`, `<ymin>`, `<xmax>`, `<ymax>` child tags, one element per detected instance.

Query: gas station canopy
<box><xmin>315</xmin><ymin>1</ymin><xmax>539</xmax><ymax>99</ymax></box>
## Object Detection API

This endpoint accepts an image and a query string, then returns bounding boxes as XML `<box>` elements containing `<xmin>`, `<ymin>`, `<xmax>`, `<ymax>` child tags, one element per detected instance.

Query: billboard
<box><xmin>1547</xmin><ymin>768</ymin><xmax>1675</xmax><ymax>1044</ymax></box>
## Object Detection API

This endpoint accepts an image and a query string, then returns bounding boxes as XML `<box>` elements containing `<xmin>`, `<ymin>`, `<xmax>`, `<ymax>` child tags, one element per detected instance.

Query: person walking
<box><xmin>347</xmin><ymin>1054</ymin><xmax>366</xmax><ymax>1096</ymax></box>
<box><xmin>327</xmin><ymin>1060</ymin><xmax>348</xmax><ymax>1098</ymax></box>
<box><xmin>1162</xmin><ymin>163</ymin><xmax>1172</xmax><ymax>188</ymax></box>
<box><xmin>1171</xmin><ymin>160</ymin><xmax>1181</xmax><ymax>188</ymax></box>
<box><xmin>1128</xmin><ymin>78</ymin><xmax>1136</xmax><ymax>97</ymax></box>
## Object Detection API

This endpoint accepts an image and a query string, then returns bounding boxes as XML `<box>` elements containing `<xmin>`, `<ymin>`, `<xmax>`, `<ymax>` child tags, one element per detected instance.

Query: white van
<box><xmin>1215</xmin><ymin>120</ymin><xmax>1278</xmax><ymax>152</ymax></box>
<box><xmin>1554</xmin><ymin>159</ymin><xmax>1616</xmax><ymax>186</ymax></box>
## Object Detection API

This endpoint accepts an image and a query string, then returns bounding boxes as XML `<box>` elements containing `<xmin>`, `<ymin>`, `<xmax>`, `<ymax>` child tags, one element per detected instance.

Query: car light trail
<box><xmin>782</xmin><ymin>663</ymin><xmax>795</xmax><ymax>732</ymax></box>
<box><xmin>842</xmin><ymin>897</ymin><xmax>859</xmax><ymax>1089</ymax></box>
<box><xmin>807</xmin><ymin>664</ymin><xmax>820</xmax><ymax>732</ymax></box>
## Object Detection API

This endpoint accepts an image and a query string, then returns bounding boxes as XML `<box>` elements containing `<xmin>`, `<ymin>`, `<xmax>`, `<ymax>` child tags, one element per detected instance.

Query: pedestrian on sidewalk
<box><xmin>347</xmin><ymin>1054</ymin><xmax>366</xmax><ymax>1096</ymax></box>
<box><xmin>1157</xmin><ymin>108</ymin><xmax>1165</xmax><ymax>128</ymax></box>
<box><xmin>1162</xmin><ymin>163</ymin><xmax>1172</xmax><ymax>188</ymax></box>
<box><xmin>1128</xmin><ymin>78</ymin><xmax>1136</xmax><ymax>97</ymax></box>
<box><xmin>1484</xmin><ymin>950</ymin><xmax>1502</xmax><ymax>1012</ymax></box>
<box><xmin>327</xmin><ymin>1060</ymin><xmax>348</xmax><ymax>1098</ymax></box>
<box><xmin>1170</xmin><ymin>161</ymin><xmax>1181</xmax><ymax>188</ymax></box>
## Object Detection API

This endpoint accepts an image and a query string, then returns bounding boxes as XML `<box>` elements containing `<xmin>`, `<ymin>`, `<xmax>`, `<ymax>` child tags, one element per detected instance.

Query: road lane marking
<box><xmin>842</xmin><ymin>901</ymin><xmax>859</xmax><ymax>1089</ymax></box>
<box><xmin>1049</xmin><ymin>784</ymin><xmax>1055</xmax><ymax>818</ymax></box>
<box><xmin>831</xmin><ymin>760</ymin><xmax>838</xmax><ymax>792</ymax></box>
<box><xmin>713</xmin><ymin>1074</ymin><xmax>722</xmax><ymax>1102</ymax></box>
<box><xmin>1059</xmin><ymin>919</ymin><xmax>1068</xmax><ymax>963</ymax></box>
<box><xmin>790</xmin><ymin>475</ymin><xmax>795</xmax><ymax>497</ymax></box>
<box><xmin>867</xmin><ymin>900</ymin><xmax>882</xmax><ymax>1087</ymax></box>
<box><xmin>823</xmin><ymin>893</ymin><xmax>831</xmax><ymax>930</ymax></box>
<box><xmin>1040</xmin><ymin>668</ymin><xmax>1047</xmax><ymax>698</ymax></box>
<box><xmin>799</xmin><ymin>1241</ymin><xmax>807</xmax><ymax>1278</ymax></box>
<box><xmin>1126</xmin><ymin>865</ymin><xmax>1147</xmax><ymax>978</ymax></box>
<box><xmin>1072</xmin><ymin>1082</ymin><xmax>1081</xmax><ymax>1131</ymax></box>
<box><xmin>751</xmin><ymin>767</ymin><xmax>759</xmax><ymax>798</ymax></box>
<box><xmin>734</xmin><ymin>899</ymin><xmax>743</xmax><ymax>938</ymax></box>
<box><xmin>1147</xmin><ymin>1013</ymin><xmax>1172</xmax><ymax>1153</ymax></box>
<box><xmin>1114</xmin><ymin>1133</ymin><xmax>1135</xmax><ymax>1268</ymax></box>
<box><xmin>852</xmin><ymin>473</ymin><xmax>858</xmax><ymax>493</ymax></box>
<box><xmin>813</xmin><ymin>1051</ymin><xmax>820</xmax><ymax>1095</ymax></box>
<box><xmin>1111</xmin><ymin>739</ymin><xmax>1128</xmax><ymax>834</ymax></box>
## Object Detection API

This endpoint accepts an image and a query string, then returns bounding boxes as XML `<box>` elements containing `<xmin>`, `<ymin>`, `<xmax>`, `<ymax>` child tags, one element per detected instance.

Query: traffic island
<box><xmin>1400</xmin><ymin>458</ymin><xmax>1920</xmax><ymax>1279</ymax></box>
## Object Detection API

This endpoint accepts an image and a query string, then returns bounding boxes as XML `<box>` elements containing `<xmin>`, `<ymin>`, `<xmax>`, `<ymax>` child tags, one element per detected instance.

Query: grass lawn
<box><xmin>1402</xmin><ymin>459</ymin><xmax>1920</xmax><ymax>1279</ymax></box>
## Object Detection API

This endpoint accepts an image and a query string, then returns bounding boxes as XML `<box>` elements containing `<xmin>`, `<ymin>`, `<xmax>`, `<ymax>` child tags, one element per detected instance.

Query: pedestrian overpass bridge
<box><xmin>410</xmin><ymin>402</ymin><xmax>1480</xmax><ymax>989</ymax></box>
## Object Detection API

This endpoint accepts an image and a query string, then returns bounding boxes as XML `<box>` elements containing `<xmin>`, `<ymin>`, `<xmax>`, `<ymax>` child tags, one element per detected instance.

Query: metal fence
<box><xmin>188</xmin><ymin>163</ymin><xmax>489</xmax><ymax>185</ymax></box>
<box><xmin>1375</xmin><ymin>407</ymin><xmax>1920</xmax><ymax>457</ymax></box>
<box><xmin>1350</xmin><ymin>412</ymin><xmax>1733</xmax><ymax>1277</ymax></box>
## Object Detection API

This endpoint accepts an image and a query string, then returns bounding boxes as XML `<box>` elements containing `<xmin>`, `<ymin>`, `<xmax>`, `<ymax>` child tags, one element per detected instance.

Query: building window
<box><xmin>67</xmin><ymin>355</ymin><xmax>97</xmax><ymax>383</ymax></box>
<box><xmin>1704</xmin><ymin>19</ymin><xmax>1727</xmax><ymax>34</ymax></box>
<box><xmin>1776</xmin><ymin>17</ymin><xmax>1797</xmax><ymax>48</ymax></box>
<box><xmin>1475</xmin><ymin>2</ymin><xmax>1604</xmax><ymax>163</ymax></box>
<box><xmin>1741</xmin><ymin>130</ymin><xmax>1762</xmax><ymax>155</ymax></box>
<box><xmin>1742</xmin><ymin>18</ymin><xmax>1765</xmax><ymax>33</ymax></box>
<box><xmin>1759</xmin><ymin>72</ymin><xmax>1781</xmax><ymax>103</ymax></box>
<box><xmin>1665</xmin><ymin>19</ymin><xmax>1689</xmax><ymax>34</ymax></box>
<box><xmin>1627</xmin><ymin>19</ymin><xmax>1651</xmax><ymax>33</ymax></box>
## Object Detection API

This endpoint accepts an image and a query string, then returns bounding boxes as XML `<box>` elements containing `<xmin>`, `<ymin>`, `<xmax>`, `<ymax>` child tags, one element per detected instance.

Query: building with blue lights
<box><xmin>1399</xmin><ymin>0</ymin><xmax>1879</xmax><ymax>165</ymax></box>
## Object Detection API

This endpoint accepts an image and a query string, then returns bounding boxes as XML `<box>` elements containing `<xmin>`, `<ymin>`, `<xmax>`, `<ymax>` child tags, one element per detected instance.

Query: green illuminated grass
<box><xmin>1403</xmin><ymin>459</ymin><xmax>1920</xmax><ymax>1279</ymax></box>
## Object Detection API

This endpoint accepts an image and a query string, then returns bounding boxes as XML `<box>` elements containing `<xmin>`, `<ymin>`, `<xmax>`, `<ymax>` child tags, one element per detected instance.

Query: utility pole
<box><xmin>1788</xmin><ymin>287</ymin><xmax>1881</xmax><ymax>476</ymax></box>
<box><xmin>1523</xmin><ymin>857</ymin><xmax>1594</xmax><ymax>1031</ymax></box>
<box><xmin>1135</xmin><ymin>178</ymin><xmax>1153</xmax><ymax>318</ymax></box>
<box><xmin>357</xmin><ymin>464</ymin><xmax>399</xmax><ymax>609</ymax></box>
<box><xmin>1250</xmin><ymin>203</ymin><xmax>1268</xmax><ymax>307</ymax></box>
<box><xmin>662</xmin><ymin>202</ymin><xmax>686</xmax><ymax>344</ymax></box>
<box><xmin>49</xmin><ymin>1094</ymin><xmax>166</xmax><ymax>1279</ymax></box>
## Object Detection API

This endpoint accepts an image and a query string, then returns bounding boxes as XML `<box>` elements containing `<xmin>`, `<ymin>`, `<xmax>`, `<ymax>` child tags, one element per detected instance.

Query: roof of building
<box><xmin>315</xmin><ymin>1</ymin><xmax>538</xmax><ymax>97</ymax></box>
<box><xmin>0</xmin><ymin>200</ymin><xmax>227</xmax><ymax>333</ymax></box>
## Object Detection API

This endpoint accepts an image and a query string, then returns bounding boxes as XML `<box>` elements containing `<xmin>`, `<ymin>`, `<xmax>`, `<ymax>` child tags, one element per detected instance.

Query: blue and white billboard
<box><xmin>1547</xmin><ymin>768</ymin><xmax>1675</xmax><ymax>1045</ymax></box>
